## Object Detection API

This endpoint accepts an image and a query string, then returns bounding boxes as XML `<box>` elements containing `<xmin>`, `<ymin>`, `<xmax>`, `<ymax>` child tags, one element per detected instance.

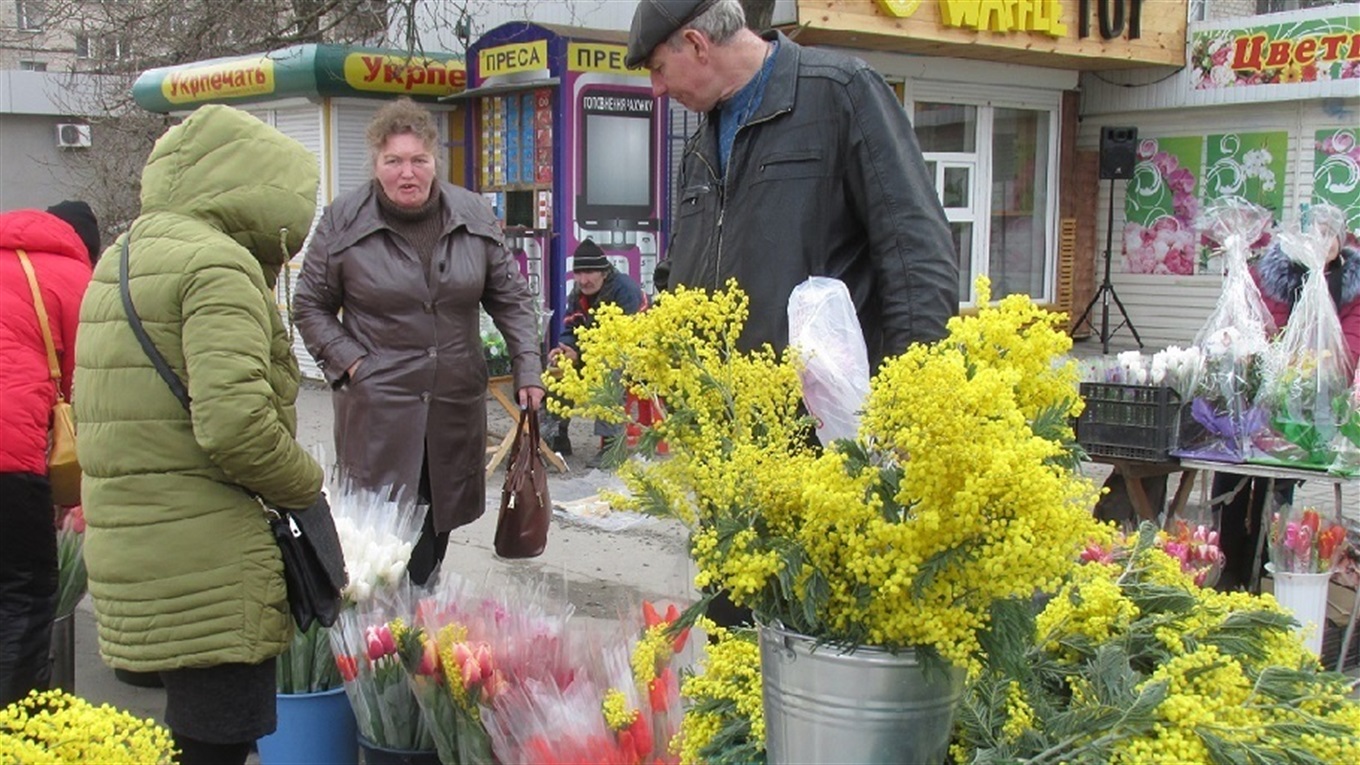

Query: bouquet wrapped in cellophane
<box><xmin>396</xmin><ymin>572</ymin><xmax>578</xmax><ymax>764</ymax></box>
<box><xmin>1251</xmin><ymin>204</ymin><xmax>1353</xmax><ymax>469</ymax></box>
<box><xmin>54</xmin><ymin>505</ymin><xmax>86</xmax><ymax>618</ymax></box>
<box><xmin>322</xmin><ymin>477</ymin><xmax>429</xmax><ymax>748</ymax></box>
<box><xmin>328</xmin><ymin>585</ymin><xmax>433</xmax><ymax>751</ymax></box>
<box><xmin>480</xmin><ymin>604</ymin><xmax>689</xmax><ymax>765</ymax></box>
<box><xmin>1268</xmin><ymin>505</ymin><xmax>1350</xmax><ymax>574</ymax></box>
<box><xmin>328</xmin><ymin>478</ymin><xmax>426</xmax><ymax>606</ymax></box>
<box><xmin>1174</xmin><ymin>197</ymin><xmax>1276</xmax><ymax>462</ymax></box>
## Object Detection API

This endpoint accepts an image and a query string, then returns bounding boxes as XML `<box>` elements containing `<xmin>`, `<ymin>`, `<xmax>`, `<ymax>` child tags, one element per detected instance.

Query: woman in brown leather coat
<box><xmin>295</xmin><ymin>98</ymin><xmax>544</xmax><ymax>584</ymax></box>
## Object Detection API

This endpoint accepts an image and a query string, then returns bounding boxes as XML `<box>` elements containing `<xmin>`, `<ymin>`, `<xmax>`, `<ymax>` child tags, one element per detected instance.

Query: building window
<box><xmin>75</xmin><ymin>34</ymin><xmax>91</xmax><ymax>59</ymax></box>
<box><xmin>15</xmin><ymin>0</ymin><xmax>44</xmax><ymax>31</ymax></box>
<box><xmin>912</xmin><ymin>95</ymin><xmax>1059</xmax><ymax>306</ymax></box>
<box><xmin>1256</xmin><ymin>0</ymin><xmax>1343</xmax><ymax>13</ymax></box>
<box><xmin>18</xmin><ymin>60</ymin><xmax>48</xmax><ymax>71</ymax></box>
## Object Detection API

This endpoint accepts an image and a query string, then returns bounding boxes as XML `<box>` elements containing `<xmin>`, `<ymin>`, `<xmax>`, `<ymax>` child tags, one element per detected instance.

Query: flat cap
<box><xmin>626</xmin><ymin>0</ymin><xmax>720</xmax><ymax>68</ymax></box>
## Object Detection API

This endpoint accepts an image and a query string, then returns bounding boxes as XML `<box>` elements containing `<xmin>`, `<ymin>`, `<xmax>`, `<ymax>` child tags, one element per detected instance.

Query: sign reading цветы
<box><xmin>1191</xmin><ymin>13</ymin><xmax>1359</xmax><ymax>89</ymax></box>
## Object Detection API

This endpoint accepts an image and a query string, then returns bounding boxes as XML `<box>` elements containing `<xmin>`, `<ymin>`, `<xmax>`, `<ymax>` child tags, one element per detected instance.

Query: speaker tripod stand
<box><xmin>1073</xmin><ymin>177</ymin><xmax>1142</xmax><ymax>354</ymax></box>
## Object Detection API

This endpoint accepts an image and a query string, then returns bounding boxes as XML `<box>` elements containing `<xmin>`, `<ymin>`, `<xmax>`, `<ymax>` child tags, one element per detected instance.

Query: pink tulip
<box><xmin>377</xmin><ymin>625</ymin><xmax>396</xmax><ymax>656</ymax></box>
<box><xmin>474</xmin><ymin>643</ymin><xmax>495</xmax><ymax>680</ymax></box>
<box><xmin>365</xmin><ymin>628</ymin><xmax>385</xmax><ymax>662</ymax></box>
<box><xmin>418</xmin><ymin>637</ymin><xmax>440</xmax><ymax>676</ymax></box>
<box><xmin>461</xmin><ymin>655</ymin><xmax>482</xmax><ymax>688</ymax></box>
<box><xmin>1293</xmin><ymin>524</ymin><xmax>1314</xmax><ymax>562</ymax></box>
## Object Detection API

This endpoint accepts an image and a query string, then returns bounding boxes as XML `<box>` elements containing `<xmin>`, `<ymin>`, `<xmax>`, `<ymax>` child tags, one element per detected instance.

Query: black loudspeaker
<box><xmin>1099</xmin><ymin>126</ymin><xmax>1138</xmax><ymax>180</ymax></box>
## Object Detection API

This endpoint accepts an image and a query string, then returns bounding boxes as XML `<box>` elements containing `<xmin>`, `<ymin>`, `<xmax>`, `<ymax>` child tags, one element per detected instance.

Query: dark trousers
<box><xmin>407</xmin><ymin>451</ymin><xmax>449</xmax><ymax>587</ymax></box>
<box><xmin>0</xmin><ymin>472</ymin><xmax>57</xmax><ymax>707</ymax></box>
<box><xmin>1212</xmin><ymin>473</ymin><xmax>1296</xmax><ymax>592</ymax></box>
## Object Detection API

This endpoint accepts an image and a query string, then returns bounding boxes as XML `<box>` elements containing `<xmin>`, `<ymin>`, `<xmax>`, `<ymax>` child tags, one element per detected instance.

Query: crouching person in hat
<box><xmin>545</xmin><ymin>239</ymin><xmax>647</xmax><ymax>468</ymax></box>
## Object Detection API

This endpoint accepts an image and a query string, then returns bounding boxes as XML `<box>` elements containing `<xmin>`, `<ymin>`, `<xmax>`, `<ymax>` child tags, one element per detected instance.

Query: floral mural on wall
<box><xmin>1199</xmin><ymin>131</ymin><xmax>1288</xmax><ymax>272</ymax></box>
<box><xmin>1122</xmin><ymin>136</ymin><xmax>1202</xmax><ymax>275</ymax></box>
<box><xmin>1315</xmin><ymin>128</ymin><xmax>1360</xmax><ymax>247</ymax></box>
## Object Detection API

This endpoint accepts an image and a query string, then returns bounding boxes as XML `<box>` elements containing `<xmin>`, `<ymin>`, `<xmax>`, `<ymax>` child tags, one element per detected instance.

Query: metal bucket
<box><xmin>759</xmin><ymin>622</ymin><xmax>965</xmax><ymax>765</ymax></box>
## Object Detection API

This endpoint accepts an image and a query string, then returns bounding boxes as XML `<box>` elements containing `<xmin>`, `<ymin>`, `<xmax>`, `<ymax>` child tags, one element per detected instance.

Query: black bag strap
<box><xmin>120</xmin><ymin>236</ymin><xmax>191</xmax><ymax>411</ymax></box>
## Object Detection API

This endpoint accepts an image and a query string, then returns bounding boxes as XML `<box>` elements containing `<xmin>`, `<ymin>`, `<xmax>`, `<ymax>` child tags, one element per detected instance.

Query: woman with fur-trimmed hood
<box><xmin>1255</xmin><ymin>236</ymin><xmax>1360</xmax><ymax>363</ymax></box>
<box><xmin>1213</xmin><ymin>230</ymin><xmax>1359</xmax><ymax>593</ymax></box>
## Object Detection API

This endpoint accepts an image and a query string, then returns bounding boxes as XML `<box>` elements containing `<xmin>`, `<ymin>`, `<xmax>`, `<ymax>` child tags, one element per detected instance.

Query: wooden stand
<box><xmin>485</xmin><ymin>375</ymin><xmax>567</xmax><ymax>478</ymax></box>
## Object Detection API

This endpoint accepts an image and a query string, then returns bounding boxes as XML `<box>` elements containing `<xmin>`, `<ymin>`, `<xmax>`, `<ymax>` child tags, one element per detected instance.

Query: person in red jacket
<box><xmin>0</xmin><ymin>202</ymin><xmax>97</xmax><ymax>705</ymax></box>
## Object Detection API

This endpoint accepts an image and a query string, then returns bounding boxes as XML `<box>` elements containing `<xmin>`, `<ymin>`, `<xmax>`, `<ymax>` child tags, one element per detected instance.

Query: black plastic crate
<box><xmin>1075</xmin><ymin>383</ymin><xmax>1182</xmax><ymax>462</ymax></box>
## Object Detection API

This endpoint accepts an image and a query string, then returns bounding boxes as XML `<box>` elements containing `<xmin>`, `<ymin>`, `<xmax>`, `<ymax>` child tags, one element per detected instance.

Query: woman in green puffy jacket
<box><xmin>73</xmin><ymin>105</ymin><xmax>324</xmax><ymax>765</ymax></box>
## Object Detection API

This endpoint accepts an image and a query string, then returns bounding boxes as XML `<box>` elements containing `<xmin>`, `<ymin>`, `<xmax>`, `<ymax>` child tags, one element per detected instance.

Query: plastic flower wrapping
<box><xmin>277</xmin><ymin>621</ymin><xmax>340</xmax><ymax>695</ymax></box>
<box><xmin>0</xmin><ymin>690</ymin><xmax>176</xmax><ymax>763</ymax></box>
<box><xmin>328</xmin><ymin>586</ymin><xmax>434</xmax><ymax>751</ymax></box>
<box><xmin>479</xmin><ymin>600</ymin><xmax>687</xmax><ymax>765</ymax></box>
<box><xmin>953</xmin><ymin>524</ymin><xmax>1360</xmax><ymax>764</ymax></box>
<box><xmin>1174</xmin><ymin>197</ymin><xmax>1277</xmax><ymax>462</ymax></box>
<box><xmin>1077</xmin><ymin>346</ymin><xmax>1204</xmax><ymax>400</ymax></box>
<box><xmin>1268</xmin><ymin>505</ymin><xmax>1351</xmax><ymax>575</ymax></box>
<box><xmin>1251</xmin><ymin>204</ymin><xmax>1355</xmax><ymax>470</ymax></box>
<box><xmin>549</xmin><ymin>277</ymin><xmax>1105</xmax><ymax>674</ymax></box>
<box><xmin>329</xmin><ymin>479</ymin><xmax>426</xmax><ymax>605</ymax></box>
<box><xmin>54</xmin><ymin>505</ymin><xmax>86</xmax><ymax>618</ymax></box>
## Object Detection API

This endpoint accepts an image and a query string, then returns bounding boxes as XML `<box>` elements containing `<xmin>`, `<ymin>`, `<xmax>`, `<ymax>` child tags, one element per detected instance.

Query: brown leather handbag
<box><xmin>494</xmin><ymin>405</ymin><xmax>551</xmax><ymax>558</ymax></box>
<box><xmin>16</xmin><ymin>250</ymin><xmax>81</xmax><ymax>506</ymax></box>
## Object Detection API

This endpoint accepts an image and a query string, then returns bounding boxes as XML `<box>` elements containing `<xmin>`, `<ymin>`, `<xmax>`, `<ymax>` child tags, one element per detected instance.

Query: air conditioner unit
<box><xmin>56</xmin><ymin>123</ymin><xmax>92</xmax><ymax>149</ymax></box>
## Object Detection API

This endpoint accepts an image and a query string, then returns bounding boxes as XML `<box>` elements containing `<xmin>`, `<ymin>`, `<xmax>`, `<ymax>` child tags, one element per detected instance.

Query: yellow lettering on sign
<box><xmin>939</xmin><ymin>0</ymin><xmax>1067</xmax><ymax>37</ymax></box>
<box><xmin>163</xmin><ymin>58</ymin><xmax>274</xmax><ymax>104</ymax></box>
<box><xmin>568</xmin><ymin>42</ymin><xmax>645</xmax><ymax>74</ymax></box>
<box><xmin>875</xmin><ymin>0</ymin><xmax>923</xmax><ymax>17</ymax></box>
<box><xmin>479</xmin><ymin>40</ymin><xmax>548</xmax><ymax>77</ymax></box>
<box><xmin>342</xmin><ymin>54</ymin><xmax>467</xmax><ymax>96</ymax></box>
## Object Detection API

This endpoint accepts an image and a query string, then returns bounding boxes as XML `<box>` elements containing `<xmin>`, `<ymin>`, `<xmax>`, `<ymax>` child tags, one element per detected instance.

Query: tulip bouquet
<box><xmin>54</xmin><ymin>505</ymin><xmax>86</xmax><ymax>618</ymax></box>
<box><xmin>329</xmin><ymin>592</ymin><xmax>433</xmax><ymax>752</ymax></box>
<box><xmin>1079</xmin><ymin>346</ymin><xmax>1204</xmax><ymax>401</ymax></box>
<box><xmin>329</xmin><ymin>481</ymin><xmax>426</xmax><ymax>605</ymax></box>
<box><xmin>481</xmin><ymin>623</ymin><xmax>675</xmax><ymax>764</ymax></box>
<box><xmin>393</xmin><ymin>605</ymin><xmax>459</xmax><ymax>765</ymax></box>
<box><xmin>631</xmin><ymin>601</ymin><xmax>688</xmax><ymax>759</ymax></box>
<box><xmin>277</xmin><ymin>622</ymin><xmax>341</xmax><ymax>695</ymax></box>
<box><xmin>1269</xmin><ymin>505</ymin><xmax>1350</xmax><ymax>574</ymax></box>
<box><xmin>1160</xmin><ymin>520</ymin><xmax>1226</xmax><ymax>587</ymax></box>
<box><xmin>399</xmin><ymin>572</ymin><xmax>578</xmax><ymax>764</ymax></box>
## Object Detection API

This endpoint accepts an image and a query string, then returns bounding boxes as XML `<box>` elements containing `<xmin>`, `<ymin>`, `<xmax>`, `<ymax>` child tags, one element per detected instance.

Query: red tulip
<box><xmin>649</xmin><ymin>666</ymin><xmax>675</xmax><ymax>712</ymax></box>
<box><xmin>1302</xmin><ymin>509</ymin><xmax>1321</xmax><ymax>535</ymax></box>
<box><xmin>642</xmin><ymin>601</ymin><xmax>661</xmax><ymax>629</ymax></box>
<box><xmin>335</xmin><ymin>654</ymin><xmax>358</xmax><ymax>682</ymax></box>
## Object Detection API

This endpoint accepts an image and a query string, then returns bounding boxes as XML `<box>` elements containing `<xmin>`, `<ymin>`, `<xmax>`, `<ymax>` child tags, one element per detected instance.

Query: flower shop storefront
<box><xmin>746</xmin><ymin>0</ymin><xmax>1187</xmax><ymax>312</ymax></box>
<box><xmin>1078</xmin><ymin>2</ymin><xmax>1360</xmax><ymax>350</ymax></box>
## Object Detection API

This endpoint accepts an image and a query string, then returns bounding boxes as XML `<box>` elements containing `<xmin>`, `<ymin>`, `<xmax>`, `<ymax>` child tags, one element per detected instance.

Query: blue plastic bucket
<box><xmin>257</xmin><ymin>686</ymin><xmax>357</xmax><ymax>765</ymax></box>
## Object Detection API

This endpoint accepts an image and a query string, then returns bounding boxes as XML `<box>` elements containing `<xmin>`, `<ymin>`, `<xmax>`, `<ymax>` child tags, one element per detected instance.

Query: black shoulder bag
<box><xmin>119</xmin><ymin>237</ymin><xmax>346</xmax><ymax>631</ymax></box>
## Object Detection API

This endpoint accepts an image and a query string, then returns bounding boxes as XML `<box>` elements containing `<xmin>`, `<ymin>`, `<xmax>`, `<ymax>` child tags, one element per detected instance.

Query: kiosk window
<box><xmin>585</xmin><ymin>114</ymin><xmax>651</xmax><ymax>207</ymax></box>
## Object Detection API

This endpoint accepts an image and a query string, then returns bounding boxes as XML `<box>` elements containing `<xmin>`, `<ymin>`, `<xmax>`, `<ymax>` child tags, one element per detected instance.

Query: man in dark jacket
<box><xmin>628</xmin><ymin>0</ymin><xmax>958</xmax><ymax>369</ymax></box>
<box><xmin>547</xmin><ymin>239</ymin><xmax>647</xmax><ymax>467</ymax></box>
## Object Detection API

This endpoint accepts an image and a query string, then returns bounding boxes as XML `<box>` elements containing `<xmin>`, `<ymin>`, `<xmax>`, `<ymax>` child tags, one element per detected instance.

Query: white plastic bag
<box><xmin>788</xmin><ymin>277</ymin><xmax>870</xmax><ymax>444</ymax></box>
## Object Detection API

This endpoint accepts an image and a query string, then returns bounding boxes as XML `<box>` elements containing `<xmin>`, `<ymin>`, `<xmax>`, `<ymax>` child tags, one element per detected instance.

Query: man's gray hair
<box><xmin>665</xmin><ymin>0</ymin><xmax>746</xmax><ymax>50</ymax></box>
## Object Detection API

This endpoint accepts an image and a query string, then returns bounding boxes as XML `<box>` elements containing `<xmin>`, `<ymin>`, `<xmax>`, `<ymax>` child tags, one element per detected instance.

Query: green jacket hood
<box><xmin>138</xmin><ymin>104</ymin><xmax>318</xmax><ymax>286</ymax></box>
